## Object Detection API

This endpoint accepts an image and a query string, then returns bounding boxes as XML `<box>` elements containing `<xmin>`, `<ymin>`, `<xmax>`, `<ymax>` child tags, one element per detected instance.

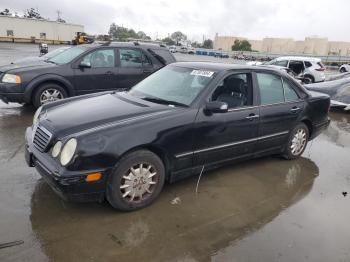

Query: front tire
<box><xmin>32</xmin><ymin>83</ymin><xmax>67</xmax><ymax>108</ymax></box>
<box><xmin>106</xmin><ymin>150</ymin><xmax>165</xmax><ymax>211</ymax></box>
<box><xmin>283</xmin><ymin>123</ymin><xmax>309</xmax><ymax>160</ymax></box>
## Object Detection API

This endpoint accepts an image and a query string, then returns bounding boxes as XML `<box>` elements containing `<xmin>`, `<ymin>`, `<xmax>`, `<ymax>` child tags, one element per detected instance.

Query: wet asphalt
<box><xmin>0</xmin><ymin>43</ymin><xmax>350</xmax><ymax>262</ymax></box>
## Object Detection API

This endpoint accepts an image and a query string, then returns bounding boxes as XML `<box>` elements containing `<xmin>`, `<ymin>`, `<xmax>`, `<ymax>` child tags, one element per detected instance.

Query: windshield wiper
<box><xmin>141</xmin><ymin>96</ymin><xmax>188</xmax><ymax>107</ymax></box>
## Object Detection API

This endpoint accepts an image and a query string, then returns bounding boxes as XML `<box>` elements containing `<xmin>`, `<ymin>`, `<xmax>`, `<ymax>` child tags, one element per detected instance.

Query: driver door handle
<box><xmin>105</xmin><ymin>71</ymin><xmax>114</xmax><ymax>75</ymax></box>
<box><xmin>290</xmin><ymin>106</ymin><xmax>301</xmax><ymax>113</ymax></box>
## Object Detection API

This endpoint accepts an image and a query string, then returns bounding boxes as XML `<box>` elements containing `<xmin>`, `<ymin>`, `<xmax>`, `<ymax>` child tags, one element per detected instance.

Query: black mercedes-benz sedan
<box><xmin>25</xmin><ymin>62</ymin><xmax>330</xmax><ymax>211</ymax></box>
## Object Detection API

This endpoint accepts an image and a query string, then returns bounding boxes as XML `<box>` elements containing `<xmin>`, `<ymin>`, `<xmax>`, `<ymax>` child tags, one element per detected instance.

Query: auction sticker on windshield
<box><xmin>190</xmin><ymin>70</ymin><xmax>214</xmax><ymax>77</ymax></box>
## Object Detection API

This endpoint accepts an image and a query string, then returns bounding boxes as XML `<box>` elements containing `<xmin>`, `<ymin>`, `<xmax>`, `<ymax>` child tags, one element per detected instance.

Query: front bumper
<box><xmin>25</xmin><ymin>127</ymin><xmax>108</xmax><ymax>202</ymax></box>
<box><xmin>0</xmin><ymin>83</ymin><xmax>25</xmax><ymax>103</ymax></box>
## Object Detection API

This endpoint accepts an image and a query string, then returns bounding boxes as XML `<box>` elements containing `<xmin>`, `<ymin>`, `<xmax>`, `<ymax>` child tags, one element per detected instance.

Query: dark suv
<box><xmin>0</xmin><ymin>42</ymin><xmax>176</xmax><ymax>107</ymax></box>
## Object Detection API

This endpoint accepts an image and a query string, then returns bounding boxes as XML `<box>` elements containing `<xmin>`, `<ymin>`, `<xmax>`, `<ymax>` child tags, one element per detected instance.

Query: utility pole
<box><xmin>56</xmin><ymin>10</ymin><xmax>61</xmax><ymax>21</ymax></box>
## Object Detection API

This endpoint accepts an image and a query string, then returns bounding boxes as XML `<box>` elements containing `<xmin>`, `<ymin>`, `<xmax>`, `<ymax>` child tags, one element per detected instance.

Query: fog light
<box><xmin>85</xmin><ymin>172</ymin><xmax>102</xmax><ymax>182</ymax></box>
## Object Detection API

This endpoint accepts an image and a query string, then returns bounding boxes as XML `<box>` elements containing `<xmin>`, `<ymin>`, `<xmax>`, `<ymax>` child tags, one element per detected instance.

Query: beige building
<box><xmin>0</xmin><ymin>15</ymin><xmax>84</xmax><ymax>44</ymax></box>
<box><xmin>214</xmin><ymin>33</ymin><xmax>350</xmax><ymax>56</ymax></box>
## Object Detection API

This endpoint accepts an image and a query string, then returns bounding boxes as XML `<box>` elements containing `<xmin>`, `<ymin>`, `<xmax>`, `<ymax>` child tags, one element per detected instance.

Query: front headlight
<box><xmin>60</xmin><ymin>138</ymin><xmax>77</xmax><ymax>166</ymax></box>
<box><xmin>33</xmin><ymin>106</ymin><xmax>42</xmax><ymax>126</ymax></box>
<box><xmin>2</xmin><ymin>73</ymin><xmax>21</xmax><ymax>84</ymax></box>
<box><xmin>51</xmin><ymin>141</ymin><xmax>62</xmax><ymax>158</ymax></box>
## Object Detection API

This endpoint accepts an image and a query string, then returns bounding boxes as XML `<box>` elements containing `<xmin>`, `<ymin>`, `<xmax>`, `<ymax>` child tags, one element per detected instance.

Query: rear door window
<box><xmin>283</xmin><ymin>80</ymin><xmax>299</xmax><ymax>101</ymax></box>
<box><xmin>256</xmin><ymin>73</ymin><xmax>284</xmax><ymax>105</ymax></box>
<box><xmin>289</xmin><ymin>60</ymin><xmax>305</xmax><ymax>75</ymax></box>
<box><xmin>119</xmin><ymin>49</ymin><xmax>143</xmax><ymax>68</ymax></box>
<box><xmin>304</xmin><ymin>61</ymin><xmax>313</xmax><ymax>68</ymax></box>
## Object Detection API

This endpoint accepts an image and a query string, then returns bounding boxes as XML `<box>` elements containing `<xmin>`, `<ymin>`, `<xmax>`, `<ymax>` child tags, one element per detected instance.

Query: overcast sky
<box><xmin>1</xmin><ymin>0</ymin><xmax>349</xmax><ymax>42</ymax></box>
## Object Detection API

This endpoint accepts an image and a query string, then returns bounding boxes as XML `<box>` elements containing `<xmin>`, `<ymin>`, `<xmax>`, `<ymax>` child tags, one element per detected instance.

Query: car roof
<box><xmin>171</xmin><ymin>61</ymin><xmax>286</xmax><ymax>73</ymax></box>
<box><xmin>275</xmin><ymin>56</ymin><xmax>321</xmax><ymax>62</ymax></box>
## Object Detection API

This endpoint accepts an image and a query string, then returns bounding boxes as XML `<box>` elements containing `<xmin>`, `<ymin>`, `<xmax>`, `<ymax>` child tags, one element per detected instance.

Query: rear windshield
<box><xmin>148</xmin><ymin>48</ymin><xmax>176</xmax><ymax>65</ymax></box>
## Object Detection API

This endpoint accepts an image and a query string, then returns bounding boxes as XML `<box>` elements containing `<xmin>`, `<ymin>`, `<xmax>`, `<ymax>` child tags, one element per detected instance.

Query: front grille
<box><xmin>33</xmin><ymin>125</ymin><xmax>52</xmax><ymax>152</ymax></box>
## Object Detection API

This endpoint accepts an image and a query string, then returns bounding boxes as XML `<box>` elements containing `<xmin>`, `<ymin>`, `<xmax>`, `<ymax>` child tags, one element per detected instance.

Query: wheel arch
<box><xmin>24</xmin><ymin>75</ymin><xmax>75</xmax><ymax>103</ymax></box>
<box><xmin>301</xmin><ymin>118</ymin><xmax>313</xmax><ymax>137</ymax></box>
<box><xmin>304</xmin><ymin>74</ymin><xmax>315</xmax><ymax>83</ymax></box>
<box><xmin>117</xmin><ymin>144</ymin><xmax>172</xmax><ymax>181</ymax></box>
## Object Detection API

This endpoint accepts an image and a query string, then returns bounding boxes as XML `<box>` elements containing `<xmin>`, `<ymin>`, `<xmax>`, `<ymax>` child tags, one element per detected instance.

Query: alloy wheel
<box><xmin>290</xmin><ymin>128</ymin><xmax>307</xmax><ymax>155</ymax></box>
<box><xmin>120</xmin><ymin>163</ymin><xmax>158</xmax><ymax>203</ymax></box>
<box><xmin>40</xmin><ymin>88</ymin><xmax>64</xmax><ymax>104</ymax></box>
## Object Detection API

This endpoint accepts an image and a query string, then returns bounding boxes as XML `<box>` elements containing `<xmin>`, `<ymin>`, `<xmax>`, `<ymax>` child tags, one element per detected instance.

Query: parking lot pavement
<box><xmin>0</xmin><ymin>44</ymin><xmax>350</xmax><ymax>262</ymax></box>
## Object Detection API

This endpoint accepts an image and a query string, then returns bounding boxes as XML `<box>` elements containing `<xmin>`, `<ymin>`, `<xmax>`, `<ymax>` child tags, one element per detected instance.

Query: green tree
<box><xmin>191</xmin><ymin>41</ymin><xmax>201</xmax><ymax>48</ymax></box>
<box><xmin>162</xmin><ymin>37</ymin><xmax>175</xmax><ymax>46</ymax></box>
<box><xmin>108</xmin><ymin>23</ymin><xmax>151</xmax><ymax>41</ymax></box>
<box><xmin>0</xmin><ymin>9</ymin><xmax>10</xmax><ymax>15</ymax></box>
<box><xmin>171</xmin><ymin>31</ymin><xmax>187</xmax><ymax>45</ymax></box>
<box><xmin>202</xmin><ymin>39</ymin><xmax>213</xmax><ymax>49</ymax></box>
<box><xmin>108</xmin><ymin>23</ymin><xmax>118</xmax><ymax>38</ymax></box>
<box><xmin>231</xmin><ymin>39</ymin><xmax>252</xmax><ymax>51</ymax></box>
<box><xmin>24</xmin><ymin>8</ymin><xmax>42</xmax><ymax>19</ymax></box>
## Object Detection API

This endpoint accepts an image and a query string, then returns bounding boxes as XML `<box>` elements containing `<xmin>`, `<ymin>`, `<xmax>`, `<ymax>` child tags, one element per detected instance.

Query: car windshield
<box><xmin>42</xmin><ymin>47</ymin><xmax>70</xmax><ymax>59</ymax></box>
<box><xmin>47</xmin><ymin>47</ymin><xmax>86</xmax><ymax>64</ymax></box>
<box><xmin>129</xmin><ymin>66</ymin><xmax>215</xmax><ymax>106</ymax></box>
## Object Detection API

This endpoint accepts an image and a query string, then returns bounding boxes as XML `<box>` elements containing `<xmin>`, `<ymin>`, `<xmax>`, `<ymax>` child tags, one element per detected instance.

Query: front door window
<box><xmin>81</xmin><ymin>49</ymin><xmax>115</xmax><ymax>68</ymax></box>
<box><xmin>211</xmin><ymin>73</ymin><xmax>253</xmax><ymax>109</ymax></box>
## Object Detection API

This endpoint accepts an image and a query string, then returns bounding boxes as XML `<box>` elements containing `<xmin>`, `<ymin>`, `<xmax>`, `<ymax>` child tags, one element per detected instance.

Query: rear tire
<box><xmin>32</xmin><ymin>83</ymin><xmax>67</xmax><ymax>108</ymax></box>
<box><xmin>106</xmin><ymin>150</ymin><xmax>165</xmax><ymax>211</ymax></box>
<box><xmin>283</xmin><ymin>123</ymin><xmax>309</xmax><ymax>160</ymax></box>
<box><xmin>340</xmin><ymin>67</ymin><xmax>347</xmax><ymax>73</ymax></box>
<box><xmin>303</xmin><ymin>75</ymin><xmax>314</xmax><ymax>84</ymax></box>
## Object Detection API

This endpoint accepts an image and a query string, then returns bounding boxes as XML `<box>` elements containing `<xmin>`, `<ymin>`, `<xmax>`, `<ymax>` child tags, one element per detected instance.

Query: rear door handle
<box><xmin>105</xmin><ymin>71</ymin><xmax>114</xmax><ymax>75</ymax></box>
<box><xmin>143</xmin><ymin>69</ymin><xmax>153</xmax><ymax>73</ymax></box>
<box><xmin>245</xmin><ymin>114</ymin><xmax>259</xmax><ymax>120</ymax></box>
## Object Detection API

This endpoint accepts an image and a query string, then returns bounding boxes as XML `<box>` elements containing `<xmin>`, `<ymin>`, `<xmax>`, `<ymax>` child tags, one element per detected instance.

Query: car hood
<box><xmin>0</xmin><ymin>60</ymin><xmax>55</xmax><ymax>73</ymax></box>
<box><xmin>39</xmin><ymin>92</ymin><xmax>174</xmax><ymax>137</ymax></box>
<box><xmin>11</xmin><ymin>56</ymin><xmax>44</xmax><ymax>64</ymax></box>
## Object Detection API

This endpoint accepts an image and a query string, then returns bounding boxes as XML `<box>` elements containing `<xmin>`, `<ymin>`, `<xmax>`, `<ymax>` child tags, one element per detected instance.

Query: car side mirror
<box><xmin>205</xmin><ymin>101</ymin><xmax>228</xmax><ymax>114</ymax></box>
<box><xmin>79</xmin><ymin>61</ymin><xmax>91</xmax><ymax>68</ymax></box>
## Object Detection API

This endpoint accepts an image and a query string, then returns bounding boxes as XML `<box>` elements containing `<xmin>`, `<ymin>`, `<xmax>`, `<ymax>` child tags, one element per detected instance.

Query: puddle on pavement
<box><xmin>28</xmin><ymin>157</ymin><xmax>318</xmax><ymax>261</ymax></box>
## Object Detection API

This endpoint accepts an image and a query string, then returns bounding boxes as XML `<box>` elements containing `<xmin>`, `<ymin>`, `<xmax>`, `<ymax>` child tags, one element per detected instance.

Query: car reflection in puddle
<box><xmin>30</xmin><ymin>157</ymin><xmax>318</xmax><ymax>262</ymax></box>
